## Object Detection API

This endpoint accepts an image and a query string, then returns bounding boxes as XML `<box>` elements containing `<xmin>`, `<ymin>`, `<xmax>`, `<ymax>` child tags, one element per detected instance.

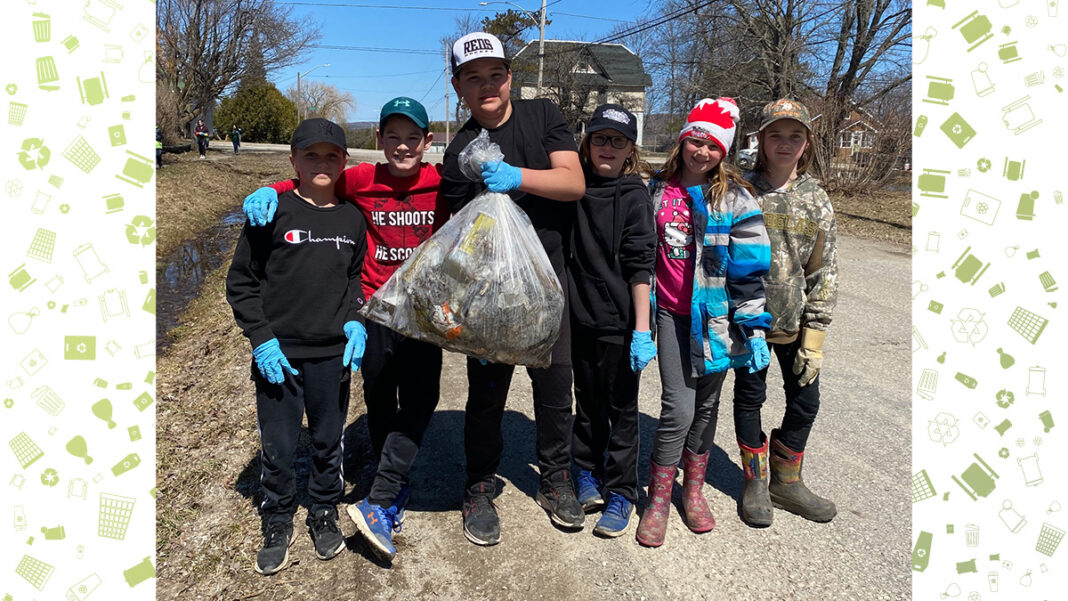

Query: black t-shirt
<box><xmin>226</xmin><ymin>191</ymin><xmax>367</xmax><ymax>358</ymax></box>
<box><xmin>441</xmin><ymin>98</ymin><xmax>578</xmax><ymax>273</ymax></box>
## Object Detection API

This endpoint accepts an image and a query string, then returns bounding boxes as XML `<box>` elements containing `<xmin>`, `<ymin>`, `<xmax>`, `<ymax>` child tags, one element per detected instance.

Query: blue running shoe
<box><xmin>593</xmin><ymin>493</ymin><xmax>633</xmax><ymax>538</ymax></box>
<box><xmin>347</xmin><ymin>498</ymin><xmax>398</xmax><ymax>561</ymax></box>
<box><xmin>389</xmin><ymin>486</ymin><xmax>411</xmax><ymax>529</ymax></box>
<box><xmin>576</xmin><ymin>469</ymin><xmax>604</xmax><ymax>512</ymax></box>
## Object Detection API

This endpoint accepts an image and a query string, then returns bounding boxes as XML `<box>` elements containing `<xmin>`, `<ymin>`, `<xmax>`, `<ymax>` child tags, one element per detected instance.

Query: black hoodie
<box><xmin>567</xmin><ymin>172</ymin><xmax>656</xmax><ymax>341</ymax></box>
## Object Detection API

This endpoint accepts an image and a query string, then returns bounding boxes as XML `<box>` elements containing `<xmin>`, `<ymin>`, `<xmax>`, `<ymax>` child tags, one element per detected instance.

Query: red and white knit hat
<box><xmin>678</xmin><ymin>97</ymin><xmax>740</xmax><ymax>155</ymax></box>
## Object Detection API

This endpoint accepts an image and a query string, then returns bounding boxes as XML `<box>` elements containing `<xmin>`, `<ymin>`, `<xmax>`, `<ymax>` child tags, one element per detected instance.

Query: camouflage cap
<box><xmin>758</xmin><ymin>99</ymin><xmax>812</xmax><ymax>131</ymax></box>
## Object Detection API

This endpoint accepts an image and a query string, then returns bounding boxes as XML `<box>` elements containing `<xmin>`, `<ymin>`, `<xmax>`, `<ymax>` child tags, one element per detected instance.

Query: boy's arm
<box><xmin>513</xmin><ymin>150</ymin><xmax>584</xmax><ymax>201</ymax></box>
<box><xmin>441</xmin><ymin>147</ymin><xmax>479</xmax><ymax>214</ymax></box>
<box><xmin>345</xmin><ymin>212</ymin><xmax>369</xmax><ymax>324</ymax></box>
<box><xmin>267</xmin><ymin>165</ymin><xmax>361</xmax><ymax>201</ymax></box>
<box><xmin>225</xmin><ymin>225</ymin><xmax>274</xmax><ymax>348</ymax></box>
<box><xmin>619</xmin><ymin>189</ymin><xmax>657</xmax><ymax>291</ymax></box>
<box><xmin>723</xmin><ymin>187</ymin><xmax>771</xmax><ymax>334</ymax></box>
<box><xmin>631</xmin><ymin>282</ymin><xmax>652</xmax><ymax>332</ymax></box>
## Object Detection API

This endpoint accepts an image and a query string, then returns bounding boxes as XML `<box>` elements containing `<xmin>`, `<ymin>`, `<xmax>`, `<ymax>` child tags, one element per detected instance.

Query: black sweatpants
<box><xmin>464</xmin><ymin>280</ymin><xmax>573</xmax><ymax>490</ymax></box>
<box><xmin>732</xmin><ymin>338</ymin><xmax>821</xmax><ymax>452</ymax></box>
<box><xmin>571</xmin><ymin>328</ymin><xmax>640</xmax><ymax>504</ymax></box>
<box><xmin>255</xmin><ymin>355</ymin><xmax>350</xmax><ymax>524</ymax></box>
<box><xmin>361</xmin><ymin>321</ymin><xmax>443</xmax><ymax>506</ymax></box>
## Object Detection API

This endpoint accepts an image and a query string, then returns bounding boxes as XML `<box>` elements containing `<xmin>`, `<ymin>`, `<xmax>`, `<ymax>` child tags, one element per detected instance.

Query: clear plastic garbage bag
<box><xmin>361</xmin><ymin>131</ymin><xmax>564</xmax><ymax>367</ymax></box>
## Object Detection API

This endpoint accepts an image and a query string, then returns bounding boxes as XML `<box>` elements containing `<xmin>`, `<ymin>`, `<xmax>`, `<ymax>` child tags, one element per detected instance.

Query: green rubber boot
<box><xmin>768</xmin><ymin>430</ymin><xmax>836</xmax><ymax>522</ymax></box>
<box><xmin>738</xmin><ymin>433</ymin><xmax>773</xmax><ymax>527</ymax></box>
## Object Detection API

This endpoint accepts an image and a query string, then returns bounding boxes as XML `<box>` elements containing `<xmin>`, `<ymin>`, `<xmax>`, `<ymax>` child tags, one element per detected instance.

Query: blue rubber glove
<box><xmin>342</xmin><ymin>321</ymin><xmax>367</xmax><ymax>372</ymax></box>
<box><xmin>630</xmin><ymin>330</ymin><xmax>657</xmax><ymax>372</ymax></box>
<box><xmin>481</xmin><ymin>160</ymin><xmax>522</xmax><ymax>193</ymax></box>
<box><xmin>745</xmin><ymin>337</ymin><xmax>770</xmax><ymax>374</ymax></box>
<box><xmin>243</xmin><ymin>186</ymin><xmax>279</xmax><ymax>227</ymax></box>
<box><xmin>252</xmin><ymin>338</ymin><xmax>299</xmax><ymax>384</ymax></box>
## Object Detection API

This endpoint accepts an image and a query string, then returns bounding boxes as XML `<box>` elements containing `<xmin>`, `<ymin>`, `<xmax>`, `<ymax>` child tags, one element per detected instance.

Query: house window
<box><xmin>863</xmin><ymin>132</ymin><xmax>875</xmax><ymax>148</ymax></box>
<box><xmin>574</xmin><ymin>61</ymin><xmax>596</xmax><ymax>74</ymax></box>
<box><xmin>838</xmin><ymin>133</ymin><xmax>850</xmax><ymax>148</ymax></box>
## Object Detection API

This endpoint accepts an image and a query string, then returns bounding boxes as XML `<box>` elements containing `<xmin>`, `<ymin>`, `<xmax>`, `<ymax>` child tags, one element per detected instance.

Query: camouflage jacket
<box><xmin>745</xmin><ymin>171</ymin><xmax>837</xmax><ymax>343</ymax></box>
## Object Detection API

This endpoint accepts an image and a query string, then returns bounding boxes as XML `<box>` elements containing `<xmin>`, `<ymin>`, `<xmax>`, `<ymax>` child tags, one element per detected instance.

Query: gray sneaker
<box><xmin>255</xmin><ymin>521</ymin><xmax>294</xmax><ymax>575</ymax></box>
<box><xmin>536</xmin><ymin>471</ymin><xmax>585</xmax><ymax>529</ymax></box>
<box><xmin>306</xmin><ymin>506</ymin><xmax>346</xmax><ymax>560</ymax></box>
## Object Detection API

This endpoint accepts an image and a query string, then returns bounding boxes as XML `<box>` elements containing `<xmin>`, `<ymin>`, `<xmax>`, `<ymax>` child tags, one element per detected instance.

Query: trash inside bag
<box><xmin>361</xmin><ymin>131</ymin><xmax>564</xmax><ymax>367</ymax></box>
<box><xmin>458</xmin><ymin>129</ymin><xmax>505</xmax><ymax>182</ymax></box>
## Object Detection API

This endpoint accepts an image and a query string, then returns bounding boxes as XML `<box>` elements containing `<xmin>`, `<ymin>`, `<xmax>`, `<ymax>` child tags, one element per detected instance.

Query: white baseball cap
<box><xmin>451</xmin><ymin>32</ymin><xmax>511</xmax><ymax>75</ymax></box>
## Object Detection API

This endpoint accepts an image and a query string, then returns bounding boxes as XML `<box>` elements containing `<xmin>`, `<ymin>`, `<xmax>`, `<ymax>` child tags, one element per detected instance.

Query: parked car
<box><xmin>736</xmin><ymin>148</ymin><xmax>757</xmax><ymax>170</ymax></box>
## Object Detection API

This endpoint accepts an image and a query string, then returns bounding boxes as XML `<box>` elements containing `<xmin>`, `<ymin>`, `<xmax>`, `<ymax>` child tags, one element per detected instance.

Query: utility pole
<box><xmin>536</xmin><ymin>0</ymin><xmax>546</xmax><ymax>96</ymax></box>
<box><xmin>445</xmin><ymin>41</ymin><xmax>450</xmax><ymax>145</ymax></box>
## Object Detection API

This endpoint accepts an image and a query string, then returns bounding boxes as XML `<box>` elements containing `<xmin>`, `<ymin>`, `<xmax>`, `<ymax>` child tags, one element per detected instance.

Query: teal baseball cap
<box><xmin>379</xmin><ymin>97</ymin><xmax>429</xmax><ymax>131</ymax></box>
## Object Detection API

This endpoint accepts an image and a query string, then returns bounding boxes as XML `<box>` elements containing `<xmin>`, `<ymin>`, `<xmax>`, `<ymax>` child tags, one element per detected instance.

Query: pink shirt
<box><xmin>655</xmin><ymin>182</ymin><xmax>695</xmax><ymax>315</ymax></box>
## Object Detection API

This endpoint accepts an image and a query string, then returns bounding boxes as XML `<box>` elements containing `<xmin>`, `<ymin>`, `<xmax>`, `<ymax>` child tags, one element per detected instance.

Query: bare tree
<box><xmin>286</xmin><ymin>81</ymin><xmax>356</xmax><ymax>124</ymax></box>
<box><xmin>156</xmin><ymin>0</ymin><xmax>319</xmax><ymax>138</ymax></box>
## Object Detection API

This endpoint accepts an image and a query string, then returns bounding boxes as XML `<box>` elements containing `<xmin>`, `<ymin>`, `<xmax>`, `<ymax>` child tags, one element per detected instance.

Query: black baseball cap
<box><xmin>587</xmin><ymin>104</ymin><xmax>638</xmax><ymax>143</ymax></box>
<box><xmin>290</xmin><ymin>118</ymin><xmax>349</xmax><ymax>154</ymax></box>
<box><xmin>379</xmin><ymin>97</ymin><xmax>429</xmax><ymax>131</ymax></box>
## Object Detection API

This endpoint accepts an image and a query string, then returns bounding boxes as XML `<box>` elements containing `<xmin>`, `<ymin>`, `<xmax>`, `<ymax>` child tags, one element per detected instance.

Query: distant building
<box><xmin>512</xmin><ymin>40</ymin><xmax>652</xmax><ymax>146</ymax></box>
<box><xmin>745</xmin><ymin>101</ymin><xmax>881</xmax><ymax>163</ymax></box>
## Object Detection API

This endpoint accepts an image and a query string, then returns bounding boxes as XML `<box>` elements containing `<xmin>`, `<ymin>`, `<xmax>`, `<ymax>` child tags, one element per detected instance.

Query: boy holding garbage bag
<box><xmin>441</xmin><ymin>31</ymin><xmax>586</xmax><ymax>546</ymax></box>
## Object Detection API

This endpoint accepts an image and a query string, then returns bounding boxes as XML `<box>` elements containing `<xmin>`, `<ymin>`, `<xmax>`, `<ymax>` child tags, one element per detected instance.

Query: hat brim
<box><xmin>586</xmin><ymin>123</ymin><xmax>636</xmax><ymax>142</ymax></box>
<box><xmin>379</xmin><ymin>112</ymin><xmax>429</xmax><ymax>131</ymax></box>
<box><xmin>452</xmin><ymin>56</ymin><xmax>511</xmax><ymax>76</ymax></box>
<box><xmin>758</xmin><ymin>116</ymin><xmax>811</xmax><ymax>132</ymax></box>
<box><xmin>293</xmin><ymin>138</ymin><xmax>349</xmax><ymax>155</ymax></box>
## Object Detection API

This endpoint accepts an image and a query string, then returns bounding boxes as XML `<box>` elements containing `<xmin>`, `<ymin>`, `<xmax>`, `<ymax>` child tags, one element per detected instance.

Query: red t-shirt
<box><xmin>270</xmin><ymin>162</ymin><xmax>447</xmax><ymax>298</ymax></box>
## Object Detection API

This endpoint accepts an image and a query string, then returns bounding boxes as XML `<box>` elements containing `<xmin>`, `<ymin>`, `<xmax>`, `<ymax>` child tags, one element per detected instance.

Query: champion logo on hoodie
<box><xmin>284</xmin><ymin>229</ymin><xmax>357</xmax><ymax>249</ymax></box>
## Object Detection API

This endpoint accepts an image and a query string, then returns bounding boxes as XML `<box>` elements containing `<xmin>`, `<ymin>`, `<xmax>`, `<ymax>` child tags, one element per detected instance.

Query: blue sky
<box><xmin>273</xmin><ymin>0</ymin><xmax>652</xmax><ymax>123</ymax></box>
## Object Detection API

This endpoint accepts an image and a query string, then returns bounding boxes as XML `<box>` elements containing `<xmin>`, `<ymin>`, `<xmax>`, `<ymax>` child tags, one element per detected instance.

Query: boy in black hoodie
<box><xmin>226</xmin><ymin>118</ymin><xmax>368</xmax><ymax>575</ymax></box>
<box><xmin>567</xmin><ymin>104</ymin><xmax>657</xmax><ymax>537</ymax></box>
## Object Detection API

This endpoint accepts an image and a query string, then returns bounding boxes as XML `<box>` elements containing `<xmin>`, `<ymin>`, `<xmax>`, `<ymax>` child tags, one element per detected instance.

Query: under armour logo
<box><xmin>394</xmin><ymin>99</ymin><xmax>411</xmax><ymax>107</ymax></box>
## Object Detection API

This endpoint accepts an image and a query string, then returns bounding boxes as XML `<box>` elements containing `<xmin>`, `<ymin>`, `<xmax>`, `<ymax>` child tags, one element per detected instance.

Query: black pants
<box><xmin>232</xmin><ymin>141</ymin><xmax>240</xmax><ymax>154</ymax></box>
<box><xmin>360</xmin><ymin>321</ymin><xmax>443</xmax><ymax>506</ymax></box>
<box><xmin>571</xmin><ymin>328</ymin><xmax>639</xmax><ymax>503</ymax></box>
<box><xmin>197</xmin><ymin>137</ymin><xmax>208</xmax><ymax>156</ymax></box>
<box><xmin>465</xmin><ymin>284</ymin><xmax>573</xmax><ymax>490</ymax></box>
<box><xmin>732</xmin><ymin>338</ymin><xmax>821</xmax><ymax>452</ymax></box>
<box><xmin>255</xmin><ymin>355</ymin><xmax>350</xmax><ymax>524</ymax></box>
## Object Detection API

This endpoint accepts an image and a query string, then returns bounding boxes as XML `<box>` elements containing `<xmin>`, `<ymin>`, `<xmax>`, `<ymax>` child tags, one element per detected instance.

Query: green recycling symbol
<box><xmin>17</xmin><ymin>138</ymin><xmax>51</xmax><ymax>170</ymax></box>
<box><xmin>125</xmin><ymin>215</ymin><xmax>156</xmax><ymax>246</ymax></box>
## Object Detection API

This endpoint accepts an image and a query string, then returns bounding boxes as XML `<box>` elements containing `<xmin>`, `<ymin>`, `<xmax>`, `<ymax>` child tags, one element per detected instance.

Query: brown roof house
<box><xmin>511</xmin><ymin>40</ymin><xmax>652</xmax><ymax>146</ymax></box>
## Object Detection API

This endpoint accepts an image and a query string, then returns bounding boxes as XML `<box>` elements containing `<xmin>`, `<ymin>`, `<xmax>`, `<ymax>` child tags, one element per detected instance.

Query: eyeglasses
<box><xmin>590</xmin><ymin>134</ymin><xmax>631</xmax><ymax>149</ymax></box>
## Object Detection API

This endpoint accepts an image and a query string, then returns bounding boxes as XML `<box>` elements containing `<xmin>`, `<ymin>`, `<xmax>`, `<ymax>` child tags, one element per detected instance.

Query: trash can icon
<box><xmin>32</xmin><ymin>13</ymin><xmax>50</xmax><ymax>43</ymax></box>
<box><xmin>953</xmin><ymin>453</ymin><xmax>999</xmax><ymax>500</ymax></box>
<box><xmin>953</xmin><ymin>10</ymin><xmax>994</xmax><ymax>51</ymax></box>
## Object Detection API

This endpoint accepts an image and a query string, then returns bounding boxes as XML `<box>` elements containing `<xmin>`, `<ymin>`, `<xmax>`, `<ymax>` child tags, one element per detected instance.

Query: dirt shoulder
<box><xmin>156</xmin><ymin>152</ymin><xmax>911</xmax><ymax>599</ymax></box>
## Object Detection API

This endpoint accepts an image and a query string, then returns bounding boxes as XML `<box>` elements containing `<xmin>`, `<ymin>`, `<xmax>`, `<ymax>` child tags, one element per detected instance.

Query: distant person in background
<box><xmin>194</xmin><ymin>119</ymin><xmax>210</xmax><ymax>159</ymax></box>
<box><xmin>156</xmin><ymin>125</ymin><xmax>163</xmax><ymax>168</ymax></box>
<box><xmin>231</xmin><ymin>124</ymin><xmax>243</xmax><ymax>154</ymax></box>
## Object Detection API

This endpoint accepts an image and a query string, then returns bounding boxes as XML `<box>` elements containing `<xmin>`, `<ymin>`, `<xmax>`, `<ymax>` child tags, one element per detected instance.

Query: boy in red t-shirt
<box><xmin>242</xmin><ymin>98</ymin><xmax>446</xmax><ymax>561</ymax></box>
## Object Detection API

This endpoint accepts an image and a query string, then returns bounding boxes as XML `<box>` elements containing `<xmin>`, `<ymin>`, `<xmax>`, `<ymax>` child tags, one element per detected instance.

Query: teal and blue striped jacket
<box><xmin>651</xmin><ymin>179</ymin><xmax>772</xmax><ymax>377</ymax></box>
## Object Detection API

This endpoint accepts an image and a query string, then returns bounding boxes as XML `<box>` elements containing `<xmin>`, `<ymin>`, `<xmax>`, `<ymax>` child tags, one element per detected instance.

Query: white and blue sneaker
<box><xmin>348</xmin><ymin>498</ymin><xmax>399</xmax><ymax>561</ymax></box>
<box><xmin>593</xmin><ymin>493</ymin><xmax>633</xmax><ymax>537</ymax></box>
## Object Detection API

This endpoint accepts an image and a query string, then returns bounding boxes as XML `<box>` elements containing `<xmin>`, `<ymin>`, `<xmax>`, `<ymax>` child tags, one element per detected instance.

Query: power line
<box><xmin>280</xmin><ymin>1</ymin><xmax>488</xmax><ymax>11</ymax></box>
<box><xmin>309</xmin><ymin>44</ymin><xmax>439</xmax><ymax>55</ymax></box>
<box><xmin>418</xmin><ymin>69</ymin><xmax>446</xmax><ymax>103</ymax></box>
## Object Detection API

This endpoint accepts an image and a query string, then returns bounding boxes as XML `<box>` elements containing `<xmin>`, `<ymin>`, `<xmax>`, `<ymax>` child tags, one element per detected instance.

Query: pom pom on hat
<box><xmin>678</xmin><ymin>97</ymin><xmax>739</xmax><ymax>155</ymax></box>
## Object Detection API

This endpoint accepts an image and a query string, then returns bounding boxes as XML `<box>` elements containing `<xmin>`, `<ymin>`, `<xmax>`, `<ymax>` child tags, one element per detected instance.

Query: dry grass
<box><xmin>156</xmin><ymin>151</ymin><xmax>295</xmax><ymax>259</ymax></box>
<box><xmin>831</xmin><ymin>189</ymin><xmax>911</xmax><ymax>247</ymax></box>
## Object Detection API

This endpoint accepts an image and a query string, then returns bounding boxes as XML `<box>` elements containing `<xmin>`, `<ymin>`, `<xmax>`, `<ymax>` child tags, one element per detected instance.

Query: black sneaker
<box><xmin>254</xmin><ymin>521</ymin><xmax>294</xmax><ymax>575</ymax></box>
<box><xmin>536</xmin><ymin>471</ymin><xmax>585</xmax><ymax>529</ymax></box>
<box><xmin>462</xmin><ymin>483</ymin><xmax>500</xmax><ymax>546</ymax></box>
<box><xmin>306</xmin><ymin>506</ymin><xmax>346</xmax><ymax>560</ymax></box>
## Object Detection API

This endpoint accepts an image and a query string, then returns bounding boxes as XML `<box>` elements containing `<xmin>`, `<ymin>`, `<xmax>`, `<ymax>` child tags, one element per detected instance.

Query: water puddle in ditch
<box><xmin>156</xmin><ymin>210</ymin><xmax>245</xmax><ymax>353</ymax></box>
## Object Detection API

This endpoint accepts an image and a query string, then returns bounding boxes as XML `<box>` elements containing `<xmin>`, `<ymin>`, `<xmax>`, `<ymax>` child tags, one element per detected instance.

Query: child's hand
<box><xmin>744</xmin><ymin>337</ymin><xmax>770</xmax><ymax>374</ymax></box>
<box><xmin>629</xmin><ymin>330</ymin><xmax>657</xmax><ymax>372</ymax></box>
<box><xmin>243</xmin><ymin>187</ymin><xmax>279</xmax><ymax>226</ymax></box>
<box><xmin>252</xmin><ymin>338</ymin><xmax>299</xmax><ymax>384</ymax></box>
<box><xmin>792</xmin><ymin>328</ymin><xmax>825</xmax><ymax>386</ymax></box>
<box><xmin>481</xmin><ymin>160</ymin><xmax>522</xmax><ymax>193</ymax></box>
<box><xmin>343</xmin><ymin>321</ymin><xmax>368</xmax><ymax>373</ymax></box>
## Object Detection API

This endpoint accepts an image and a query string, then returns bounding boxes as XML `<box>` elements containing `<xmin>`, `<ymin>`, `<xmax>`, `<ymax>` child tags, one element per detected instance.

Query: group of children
<box><xmin>225</xmin><ymin>31</ymin><xmax>838</xmax><ymax>575</ymax></box>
